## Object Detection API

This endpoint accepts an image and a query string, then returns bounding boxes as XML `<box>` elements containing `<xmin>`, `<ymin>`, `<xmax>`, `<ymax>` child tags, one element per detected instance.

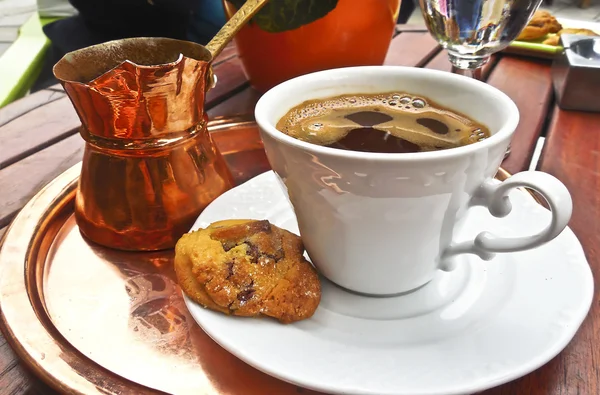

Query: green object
<box><xmin>229</xmin><ymin>0</ymin><xmax>338</xmax><ymax>33</ymax></box>
<box><xmin>509</xmin><ymin>40</ymin><xmax>561</xmax><ymax>55</ymax></box>
<box><xmin>506</xmin><ymin>40</ymin><xmax>561</xmax><ymax>60</ymax></box>
<box><xmin>0</xmin><ymin>13</ymin><xmax>59</xmax><ymax>108</ymax></box>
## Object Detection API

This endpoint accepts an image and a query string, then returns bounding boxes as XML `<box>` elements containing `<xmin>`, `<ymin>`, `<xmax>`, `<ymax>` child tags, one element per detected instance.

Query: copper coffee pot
<box><xmin>53</xmin><ymin>0</ymin><xmax>269</xmax><ymax>251</ymax></box>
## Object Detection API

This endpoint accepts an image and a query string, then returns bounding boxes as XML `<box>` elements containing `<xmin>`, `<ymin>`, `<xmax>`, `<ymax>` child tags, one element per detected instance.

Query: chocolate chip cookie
<box><xmin>175</xmin><ymin>219</ymin><xmax>321</xmax><ymax>323</ymax></box>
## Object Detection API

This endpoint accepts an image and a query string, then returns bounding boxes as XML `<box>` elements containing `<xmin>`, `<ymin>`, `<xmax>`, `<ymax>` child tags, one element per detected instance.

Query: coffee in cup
<box><xmin>276</xmin><ymin>92</ymin><xmax>491</xmax><ymax>153</ymax></box>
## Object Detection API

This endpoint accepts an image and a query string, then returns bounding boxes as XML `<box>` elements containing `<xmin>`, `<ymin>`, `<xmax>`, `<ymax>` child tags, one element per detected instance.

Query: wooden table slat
<box><xmin>425</xmin><ymin>50</ymin><xmax>499</xmax><ymax>81</ymax></box>
<box><xmin>0</xmin><ymin>340</ymin><xmax>52</xmax><ymax>395</ymax></box>
<box><xmin>486</xmin><ymin>57</ymin><xmax>554</xmax><ymax>174</ymax></box>
<box><xmin>0</xmin><ymin>97</ymin><xmax>79</xmax><ymax>170</ymax></box>
<box><xmin>395</xmin><ymin>24</ymin><xmax>428</xmax><ymax>33</ymax></box>
<box><xmin>540</xmin><ymin>107</ymin><xmax>600</xmax><ymax>262</ymax></box>
<box><xmin>423</xmin><ymin>50</ymin><xmax>455</xmax><ymax>73</ymax></box>
<box><xmin>207</xmin><ymin>56</ymin><xmax>249</xmax><ymax>109</ymax></box>
<box><xmin>384</xmin><ymin>32</ymin><xmax>441</xmax><ymax>67</ymax></box>
<box><xmin>207</xmin><ymin>86</ymin><xmax>261</xmax><ymax>119</ymax></box>
<box><xmin>0</xmin><ymin>88</ymin><xmax>66</xmax><ymax>129</ymax></box>
<box><xmin>0</xmin><ymin>134</ymin><xmax>84</xmax><ymax>228</ymax></box>
<box><xmin>212</xmin><ymin>42</ymin><xmax>239</xmax><ymax>67</ymax></box>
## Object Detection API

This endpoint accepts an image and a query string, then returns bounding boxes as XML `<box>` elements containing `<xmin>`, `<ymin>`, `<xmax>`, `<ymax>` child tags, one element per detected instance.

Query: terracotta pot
<box><xmin>223</xmin><ymin>0</ymin><xmax>401</xmax><ymax>92</ymax></box>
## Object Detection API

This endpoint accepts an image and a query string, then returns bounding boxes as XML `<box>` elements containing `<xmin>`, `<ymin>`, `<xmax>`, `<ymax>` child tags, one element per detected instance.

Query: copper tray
<box><xmin>0</xmin><ymin>115</ymin><xmax>523</xmax><ymax>395</ymax></box>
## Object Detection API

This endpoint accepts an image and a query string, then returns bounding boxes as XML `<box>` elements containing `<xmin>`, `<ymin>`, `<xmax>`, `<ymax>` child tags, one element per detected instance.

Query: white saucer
<box><xmin>184</xmin><ymin>171</ymin><xmax>593</xmax><ymax>395</ymax></box>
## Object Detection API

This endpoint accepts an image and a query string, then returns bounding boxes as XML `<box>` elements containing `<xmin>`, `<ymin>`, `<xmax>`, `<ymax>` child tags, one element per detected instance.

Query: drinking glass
<box><xmin>419</xmin><ymin>0</ymin><xmax>542</xmax><ymax>79</ymax></box>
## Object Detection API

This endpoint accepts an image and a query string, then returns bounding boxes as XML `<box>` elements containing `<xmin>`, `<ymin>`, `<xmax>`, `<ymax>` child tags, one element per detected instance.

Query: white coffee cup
<box><xmin>255</xmin><ymin>66</ymin><xmax>572</xmax><ymax>296</ymax></box>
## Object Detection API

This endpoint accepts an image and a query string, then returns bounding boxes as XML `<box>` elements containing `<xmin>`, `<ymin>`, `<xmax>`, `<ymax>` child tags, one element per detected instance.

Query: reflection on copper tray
<box><xmin>0</xmin><ymin>116</ymin><xmax>531</xmax><ymax>395</ymax></box>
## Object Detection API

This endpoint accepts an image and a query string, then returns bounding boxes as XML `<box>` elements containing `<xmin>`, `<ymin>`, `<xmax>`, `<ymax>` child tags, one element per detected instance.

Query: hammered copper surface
<box><xmin>54</xmin><ymin>37</ymin><xmax>234</xmax><ymax>252</ymax></box>
<box><xmin>0</xmin><ymin>117</ymin><xmax>528</xmax><ymax>394</ymax></box>
<box><xmin>51</xmin><ymin>0</ymin><xmax>268</xmax><ymax>252</ymax></box>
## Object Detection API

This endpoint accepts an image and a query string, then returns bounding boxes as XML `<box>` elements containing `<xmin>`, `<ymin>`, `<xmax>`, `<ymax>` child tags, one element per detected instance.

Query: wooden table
<box><xmin>1</xmin><ymin>27</ymin><xmax>599</xmax><ymax>395</ymax></box>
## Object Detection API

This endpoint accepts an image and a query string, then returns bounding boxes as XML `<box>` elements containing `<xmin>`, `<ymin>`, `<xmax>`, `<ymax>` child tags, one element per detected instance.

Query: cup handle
<box><xmin>440</xmin><ymin>171</ymin><xmax>573</xmax><ymax>271</ymax></box>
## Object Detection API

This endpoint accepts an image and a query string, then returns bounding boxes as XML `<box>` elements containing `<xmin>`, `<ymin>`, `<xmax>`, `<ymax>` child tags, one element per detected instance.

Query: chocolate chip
<box><xmin>265</xmin><ymin>250</ymin><xmax>285</xmax><ymax>262</ymax></box>
<box><xmin>222</xmin><ymin>241</ymin><xmax>236</xmax><ymax>252</ymax></box>
<box><xmin>244</xmin><ymin>242</ymin><xmax>260</xmax><ymax>263</ymax></box>
<box><xmin>226</xmin><ymin>261</ymin><xmax>234</xmax><ymax>279</ymax></box>
<box><xmin>237</xmin><ymin>288</ymin><xmax>255</xmax><ymax>302</ymax></box>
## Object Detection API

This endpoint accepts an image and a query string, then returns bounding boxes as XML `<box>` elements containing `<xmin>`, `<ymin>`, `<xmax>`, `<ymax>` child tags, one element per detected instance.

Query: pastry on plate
<box><xmin>517</xmin><ymin>10</ymin><xmax>562</xmax><ymax>41</ymax></box>
<box><xmin>175</xmin><ymin>219</ymin><xmax>321</xmax><ymax>324</ymax></box>
<box><xmin>542</xmin><ymin>28</ymin><xmax>599</xmax><ymax>46</ymax></box>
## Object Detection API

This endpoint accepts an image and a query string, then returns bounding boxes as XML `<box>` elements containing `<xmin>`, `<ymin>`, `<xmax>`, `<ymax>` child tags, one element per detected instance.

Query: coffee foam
<box><xmin>276</xmin><ymin>92</ymin><xmax>490</xmax><ymax>151</ymax></box>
